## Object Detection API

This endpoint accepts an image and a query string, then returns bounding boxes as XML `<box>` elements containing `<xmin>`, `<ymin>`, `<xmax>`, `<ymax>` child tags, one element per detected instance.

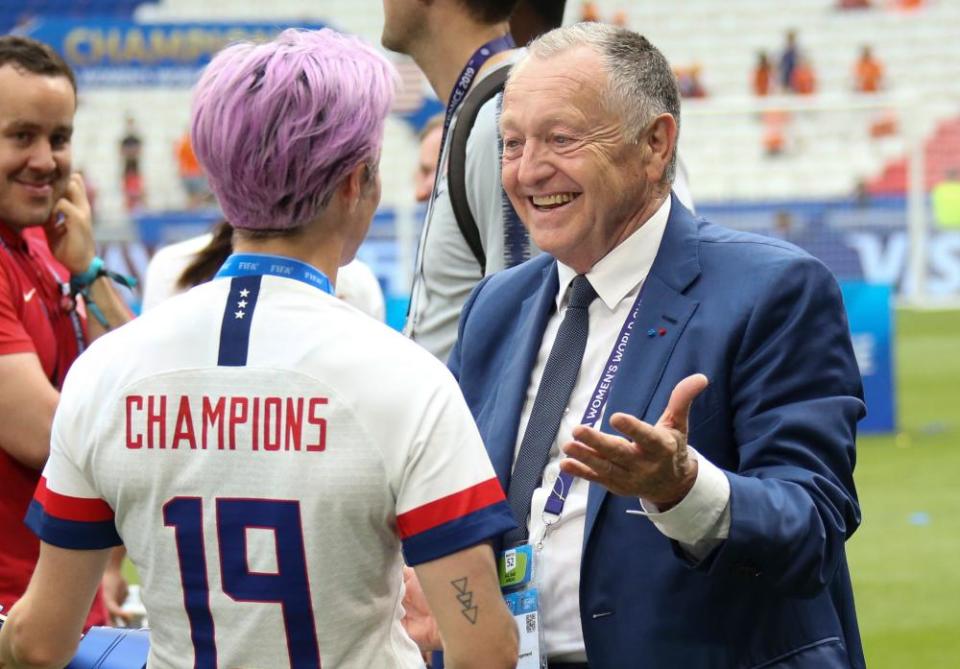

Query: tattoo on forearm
<box><xmin>451</xmin><ymin>577</ymin><xmax>479</xmax><ymax>624</ymax></box>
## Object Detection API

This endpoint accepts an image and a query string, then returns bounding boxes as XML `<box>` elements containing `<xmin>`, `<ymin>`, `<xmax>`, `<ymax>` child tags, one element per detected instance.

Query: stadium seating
<box><xmin>612</xmin><ymin>0</ymin><xmax>960</xmax><ymax>201</ymax></box>
<box><xmin>35</xmin><ymin>0</ymin><xmax>960</xmax><ymax>222</ymax></box>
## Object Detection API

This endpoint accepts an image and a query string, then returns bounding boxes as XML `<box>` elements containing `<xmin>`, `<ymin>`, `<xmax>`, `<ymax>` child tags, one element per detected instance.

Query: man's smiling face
<box><xmin>0</xmin><ymin>64</ymin><xmax>75</xmax><ymax>230</ymax></box>
<box><xmin>499</xmin><ymin>46</ymin><xmax>657</xmax><ymax>273</ymax></box>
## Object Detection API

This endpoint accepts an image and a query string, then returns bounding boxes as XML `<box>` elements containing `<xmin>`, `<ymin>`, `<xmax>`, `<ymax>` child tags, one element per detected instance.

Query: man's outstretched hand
<box><xmin>560</xmin><ymin>373</ymin><xmax>709</xmax><ymax>508</ymax></box>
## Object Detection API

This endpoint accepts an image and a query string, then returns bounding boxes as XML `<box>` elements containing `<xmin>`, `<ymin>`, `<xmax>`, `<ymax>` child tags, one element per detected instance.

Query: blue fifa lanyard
<box><xmin>440</xmin><ymin>33</ymin><xmax>516</xmax><ymax>149</ymax></box>
<box><xmin>542</xmin><ymin>284</ymin><xmax>647</xmax><ymax>517</ymax></box>
<box><xmin>215</xmin><ymin>253</ymin><xmax>334</xmax><ymax>295</ymax></box>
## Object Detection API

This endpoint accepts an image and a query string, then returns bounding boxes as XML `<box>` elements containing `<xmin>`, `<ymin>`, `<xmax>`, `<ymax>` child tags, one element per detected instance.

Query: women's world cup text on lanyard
<box><xmin>497</xmin><ymin>287</ymin><xmax>645</xmax><ymax>668</ymax></box>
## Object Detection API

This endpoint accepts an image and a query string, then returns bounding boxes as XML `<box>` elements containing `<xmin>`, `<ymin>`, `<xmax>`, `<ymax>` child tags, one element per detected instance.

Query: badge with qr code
<box><xmin>504</xmin><ymin>587</ymin><xmax>545</xmax><ymax>669</ymax></box>
<box><xmin>498</xmin><ymin>544</ymin><xmax>534</xmax><ymax>591</ymax></box>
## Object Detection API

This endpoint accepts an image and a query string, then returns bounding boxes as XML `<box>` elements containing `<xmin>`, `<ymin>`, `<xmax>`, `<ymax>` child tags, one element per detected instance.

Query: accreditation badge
<box><xmin>499</xmin><ymin>545</ymin><xmax>546</xmax><ymax>669</ymax></box>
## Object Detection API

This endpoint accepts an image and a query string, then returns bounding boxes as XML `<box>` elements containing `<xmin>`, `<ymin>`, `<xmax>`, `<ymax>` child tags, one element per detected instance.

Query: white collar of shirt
<box><xmin>555</xmin><ymin>195</ymin><xmax>672</xmax><ymax>311</ymax></box>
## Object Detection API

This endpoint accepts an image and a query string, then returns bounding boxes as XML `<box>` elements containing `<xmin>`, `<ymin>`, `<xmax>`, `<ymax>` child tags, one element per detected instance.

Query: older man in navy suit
<box><xmin>447</xmin><ymin>22</ymin><xmax>866</xmax><ymax>669</ymax></box>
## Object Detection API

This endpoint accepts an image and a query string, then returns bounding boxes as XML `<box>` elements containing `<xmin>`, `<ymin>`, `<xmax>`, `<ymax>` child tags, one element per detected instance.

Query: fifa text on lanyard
<box><xmin>215</xmin><ymin>253</ymin><xmax>334</xmax><ymax>295</ymax></box>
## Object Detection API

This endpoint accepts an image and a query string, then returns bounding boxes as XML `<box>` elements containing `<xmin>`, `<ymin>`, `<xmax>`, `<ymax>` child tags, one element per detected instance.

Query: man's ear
<box><xmin>644</xmin><ymin>113</ymin><xmax>678</xmax><ymax>183</ymax></box>
<box><xmin>336</xmin><ymin>162</ymin><xmax>369</xmax><ymax>210</ymax></box>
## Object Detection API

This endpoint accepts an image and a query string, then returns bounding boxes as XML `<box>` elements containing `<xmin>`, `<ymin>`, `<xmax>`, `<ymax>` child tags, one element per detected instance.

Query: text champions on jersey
<box><xmin>125</xmin><ymin>395</ymin><xmax>327</xmax><ymax>452</ymax></box>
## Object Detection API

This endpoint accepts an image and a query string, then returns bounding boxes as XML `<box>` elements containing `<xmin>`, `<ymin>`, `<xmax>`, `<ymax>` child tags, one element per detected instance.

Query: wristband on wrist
<box><xmin>70</xmin><ymin>256</ymin><xmax>138</xmax><ymax>293</ymax></box>
<box><xmin>71</xmin><ymin>256</ymin><xmax>105</xmax><ymax>288</ymax></box>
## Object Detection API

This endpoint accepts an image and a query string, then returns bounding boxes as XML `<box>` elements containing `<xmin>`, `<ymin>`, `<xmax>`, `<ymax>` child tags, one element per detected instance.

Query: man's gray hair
<box><xmin>523</xmin><ymin>22</ymin><xmax>681</xmax><ymax>183</ymax></box>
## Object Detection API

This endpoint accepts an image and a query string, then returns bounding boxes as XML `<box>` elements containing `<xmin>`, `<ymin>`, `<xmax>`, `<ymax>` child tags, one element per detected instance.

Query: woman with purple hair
<box><xmin>0</xmin><ymin>29</ymin><xmax>517</xmax><ymax>669</ymax></box>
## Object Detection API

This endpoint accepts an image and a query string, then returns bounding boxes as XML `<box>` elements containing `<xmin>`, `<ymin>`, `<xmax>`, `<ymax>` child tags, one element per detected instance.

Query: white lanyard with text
<box><xmin>540</xmin><ymin>281</ymin><xmax>648</xmax><ymax>524</ymax></box>
<box><xmin>215</xmin><ymin>253</ymin><xmax>334</xmax><ymax>295</ymax></box>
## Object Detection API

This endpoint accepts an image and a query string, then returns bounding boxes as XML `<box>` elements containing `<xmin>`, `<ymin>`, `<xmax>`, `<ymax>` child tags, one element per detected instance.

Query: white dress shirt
<box><xmin>513</xmin><ymin>196</ymin><xmax>731</xmax><ymax>661</ymax></box>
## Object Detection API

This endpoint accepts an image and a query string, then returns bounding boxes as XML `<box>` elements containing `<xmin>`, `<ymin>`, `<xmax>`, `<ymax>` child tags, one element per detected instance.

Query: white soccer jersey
<box><xmin>28</xmin><ymin>254</ymin><xmax>514</xmax><ymax>669</ymax></box>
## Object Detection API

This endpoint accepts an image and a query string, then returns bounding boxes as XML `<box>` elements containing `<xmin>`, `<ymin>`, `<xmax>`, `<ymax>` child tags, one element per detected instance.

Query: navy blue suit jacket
<box><xmin>448</xmin><ymin>198</ymin><xmax>866</xmax><ymax>668</ymax></box>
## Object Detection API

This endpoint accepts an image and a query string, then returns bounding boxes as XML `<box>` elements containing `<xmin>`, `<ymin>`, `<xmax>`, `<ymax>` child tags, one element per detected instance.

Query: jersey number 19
<box><xmin>163</xmin><ymin>497</ymin><xmax>321</xmax><ymax>668</ymax></box>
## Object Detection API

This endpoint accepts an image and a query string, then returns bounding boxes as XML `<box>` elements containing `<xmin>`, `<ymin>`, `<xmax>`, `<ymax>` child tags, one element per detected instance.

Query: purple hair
<box><xmin>191</xmin><ymin>29</ymin><xmax>397</xmax><ymax>231</ymax></box>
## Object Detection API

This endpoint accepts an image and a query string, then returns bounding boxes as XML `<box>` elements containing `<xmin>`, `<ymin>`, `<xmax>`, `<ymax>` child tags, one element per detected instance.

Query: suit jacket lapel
<box><xmin>584</xmin><ymin>195</ymin><xmax>703</xmax><ymax>547</ymax></box>
<box><xmin>487</xmin><ymin>260</ymin><xmax>559</xmax><ymax>492</ymax></box>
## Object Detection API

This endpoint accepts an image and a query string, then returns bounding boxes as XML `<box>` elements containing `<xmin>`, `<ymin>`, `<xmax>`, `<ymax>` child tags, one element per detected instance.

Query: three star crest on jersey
<box><xmin>235</xmin><ymin>289</ymin><xmax>250</xmax><ymax>319</ymax></box>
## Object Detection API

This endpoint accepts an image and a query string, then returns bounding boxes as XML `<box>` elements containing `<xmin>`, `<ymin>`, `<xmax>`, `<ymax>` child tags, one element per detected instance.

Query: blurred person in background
<box><xmin>852</xmin><ymin>178</ymin><xmax>872</xmax><ymax>208</ymax></box>
<box><xmin>676</xmin><ymin>64</ymin><xmax>707</xmax><ymax>98</ymax></box>
<box><xmin>579</xmin><ymin>1</ymin><xmax>601</xmax><ymax>22</ymax></box>
<box><xmin>779</xmin><ymin>29</ymin><xmax>800</xmax><ymax>91</ymax></box>
<box><xmin>119</xmin><ymin>115</ymin><xmax>144</xmax><ymax>211</ymax></box>
<box><xmin>0</xmin><ymin>28</ymin><xmax>517</xmax><ymax>669</ymax></box>
<box><xmin>791</xmin><ymin>55</ymin><xmax>817</xmax><ymax>95</ymax></box>
<box><xmin>174</xmin><ymin>127</ymin><xmax>211</xmax><ymax>209</ymax></box>
<box><xmin>753</xmin><ymin>51</ymin><xmax>773</xmax><ymax>96</ymax></box>
<box><xmin>896</xmin><ymin>0</ymin><xmax>924</xmax><ymax>10</ymax></box>
<box><xmin>414</xmin><ymin>113</ymin><xmax>444</xmax><ymax>204</ymax></box>
<box><xmin>853</xmin><ymin>45</ymin><xmax>884</xmax><ymax>93</ymax></box>
<box><xmin>0</xmin><ymin>35</ymin><xmax>132</xmax><ymax>633</ymax></box>
<box><xmin>762</xmin><ymin>109</ymin><xmax>790</xmax><ymax>156</ymax></box>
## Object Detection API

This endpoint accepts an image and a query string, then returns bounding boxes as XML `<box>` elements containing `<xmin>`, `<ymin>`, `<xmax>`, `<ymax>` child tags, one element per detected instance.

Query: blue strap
<box><xmin>215</xmin><ymin>253</ymin><xmax>334</xmax><ymax>295</ymax></box>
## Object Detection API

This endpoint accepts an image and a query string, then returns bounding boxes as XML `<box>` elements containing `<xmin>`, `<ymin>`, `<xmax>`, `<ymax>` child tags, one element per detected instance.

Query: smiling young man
<box><xmin>0</xmin><ymin>36</ymin><xmax>132</xmax><ymax>631</ymax></box>
<box><xmin>446</xmin><ymin>23</ymin><xmax>866</xmax><ymax>668</ymax></box>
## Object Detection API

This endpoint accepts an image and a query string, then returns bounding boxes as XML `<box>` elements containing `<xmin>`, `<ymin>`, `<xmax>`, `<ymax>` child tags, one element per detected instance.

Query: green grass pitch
<box><xmin>850</xmin><ymin>308</ymin><xmax>960</xmax><ymax>668</ymax></box>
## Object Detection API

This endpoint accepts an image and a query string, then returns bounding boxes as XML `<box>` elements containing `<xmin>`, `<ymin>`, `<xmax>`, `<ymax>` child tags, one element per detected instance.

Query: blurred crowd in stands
<box><xmin>82</xmin><ymin>0</ymin><xmax>941</xmax><ymax>220</ymax></box>
<box><xmin>579</xmin><ymin>1</ymin><xmax>908</xmax><ymax>101</ymax></box>
<box><xmin>116</xmin><ymin>115</ymin><xmax>212</xmax><ymax>214</ymax></box>
<box><xmin>751</xmin><ymin>31</ymin><xmax>885</xmax><ymax>98</ymax></box>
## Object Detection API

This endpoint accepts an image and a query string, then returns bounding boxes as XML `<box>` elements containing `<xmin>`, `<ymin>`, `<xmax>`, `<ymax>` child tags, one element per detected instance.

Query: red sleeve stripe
<box><xmin>397</xmin><ymin>477</ymin><xmax>507</xmax><ymax>539</ymax></box>
<box><xmin>34</xmin><ymin>476</ymin><xmax>114</xmax><ymax>522</ymax></box>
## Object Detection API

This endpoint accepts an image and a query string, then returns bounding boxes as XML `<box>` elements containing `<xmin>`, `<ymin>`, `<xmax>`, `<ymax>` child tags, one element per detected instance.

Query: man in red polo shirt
<box><xmin>0</xmin><ymin>36</ymin><xmax>131</xmax><ymax>627</ymax></box>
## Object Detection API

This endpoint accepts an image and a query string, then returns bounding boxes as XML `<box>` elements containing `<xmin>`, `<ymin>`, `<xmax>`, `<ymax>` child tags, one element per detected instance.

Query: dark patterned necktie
<box><xmin>504</xmin><ymin>274</ymin><xmax>597</xmax><ymax>545</ymax></box>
